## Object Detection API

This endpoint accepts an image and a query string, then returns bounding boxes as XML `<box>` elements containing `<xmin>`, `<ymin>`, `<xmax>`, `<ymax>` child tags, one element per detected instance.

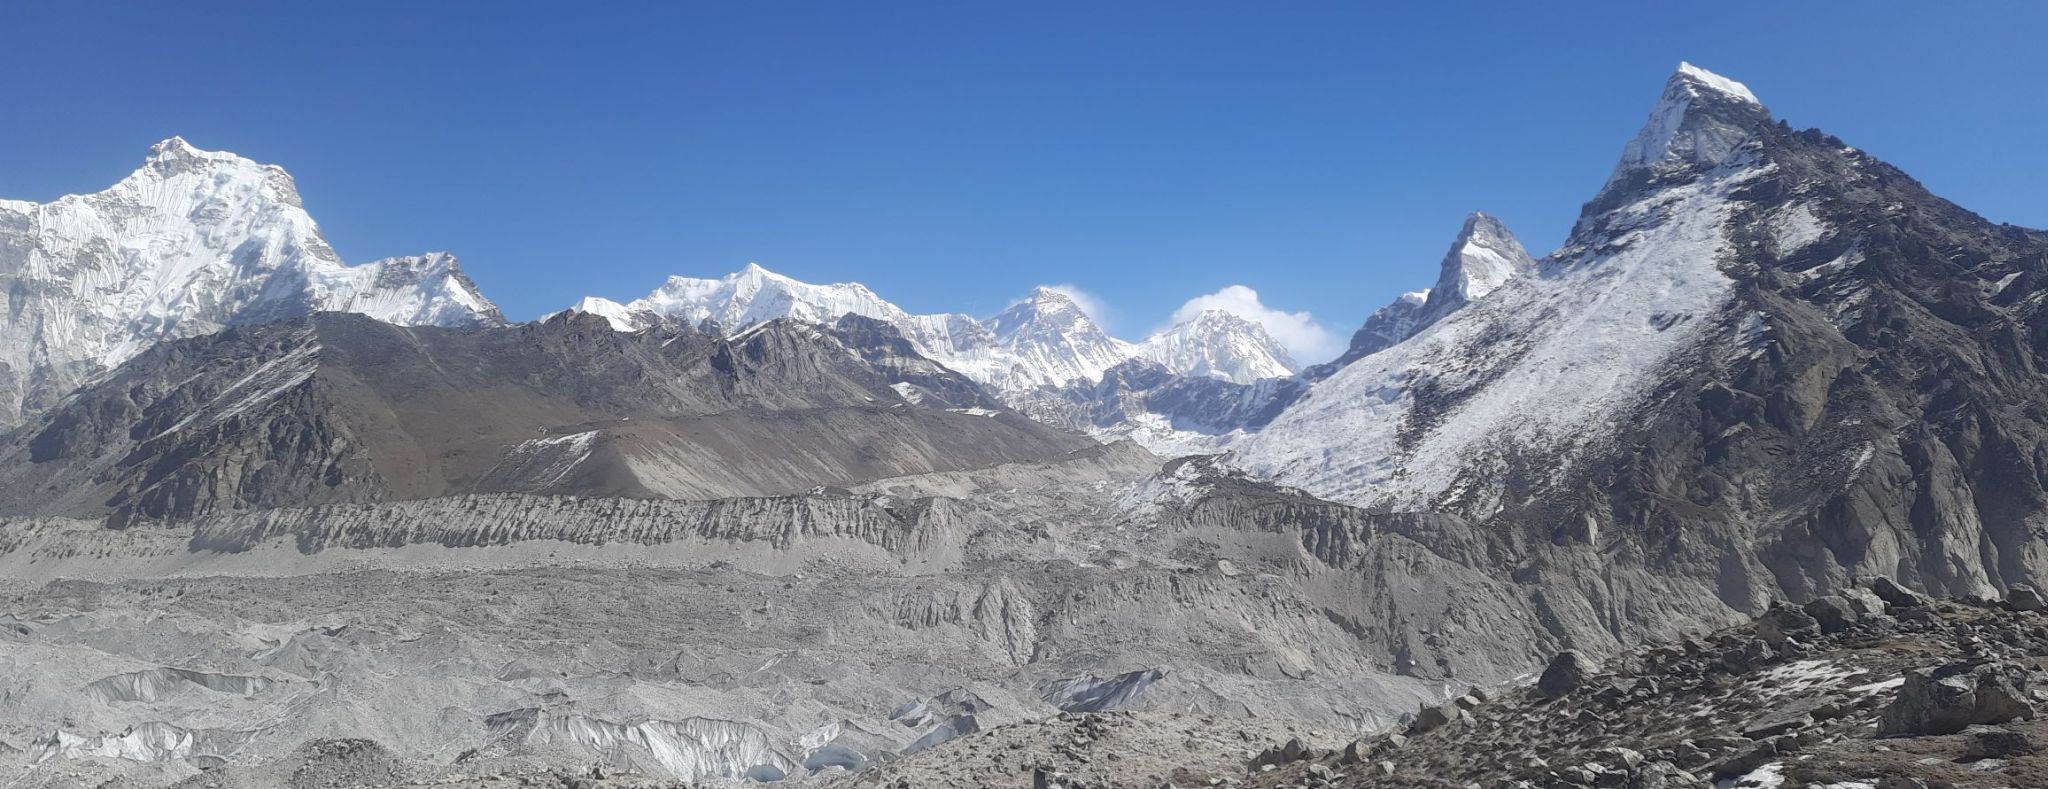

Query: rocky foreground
<box><xmin>852</xmin><ymin>578</ymin><xmax>2048</xmax><ymax>789</ymax></box>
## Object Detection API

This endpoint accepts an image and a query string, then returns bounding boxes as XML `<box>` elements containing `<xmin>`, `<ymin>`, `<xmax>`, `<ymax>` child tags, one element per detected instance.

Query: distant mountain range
<box><xmin>6</xmin><ymin>61</ymin><xmax>2048</xmax><ymax>788</ymax></box>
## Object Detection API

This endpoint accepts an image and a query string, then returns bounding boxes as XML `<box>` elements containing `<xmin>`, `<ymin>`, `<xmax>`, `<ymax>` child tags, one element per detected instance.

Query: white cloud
<box><xmin>1167</xmin><ymin>285</ymin><xmax>1340</xmax><ymax>363</ymax></box>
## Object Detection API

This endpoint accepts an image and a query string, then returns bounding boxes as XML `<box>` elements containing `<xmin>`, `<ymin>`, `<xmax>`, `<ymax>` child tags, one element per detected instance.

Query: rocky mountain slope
<box><xmin>1236</xmin><ymin>63</ymin><xmax>2048</xmax><ymax>617</ymax></box>
<box><xmin>0</xmin><ymin>138</ymin><xmax>504</xmax><ymax>430</ymax></box>
<box><xmin>871</xmin><ymin>580</ymin><xmax>2048</xmax><ymax>789</ymax></box>
<box><xmin>0</xmin><ymin>311</ymin><xmax>1089</xmax><ymax>524</ymax></box>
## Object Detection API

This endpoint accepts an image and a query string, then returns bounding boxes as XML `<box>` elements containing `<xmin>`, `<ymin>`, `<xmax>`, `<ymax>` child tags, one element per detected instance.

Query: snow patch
<box><xmin>1770</xmin><ymin>202</ymin><xmax>1830</xmax><ymax>254</ymax></box>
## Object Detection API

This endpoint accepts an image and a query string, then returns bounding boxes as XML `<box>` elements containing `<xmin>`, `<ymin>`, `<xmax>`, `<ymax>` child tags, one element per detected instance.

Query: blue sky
<box><xmin>3</xmin><ymin>2</ymin><xmax>2043</xmax><ymax>361</ymax></box>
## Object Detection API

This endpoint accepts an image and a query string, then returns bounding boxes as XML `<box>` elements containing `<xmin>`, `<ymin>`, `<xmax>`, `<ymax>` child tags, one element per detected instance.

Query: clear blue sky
<box><xmin>3</xmin><ymin>2</ymin><xmax>2043</xmax><ymax>359</ymax></box>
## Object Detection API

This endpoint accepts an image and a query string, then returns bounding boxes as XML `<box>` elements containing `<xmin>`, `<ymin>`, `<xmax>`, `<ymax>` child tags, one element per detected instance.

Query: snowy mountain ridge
<box><xmin>561</xmin><ymin>269</ymin><xmax>1300</xmax><ymax>392</ymax></box>
<box><xmin>0</xmin><ymin>137</ymin><xmax>504</xmax><ymax>429</ymax></box>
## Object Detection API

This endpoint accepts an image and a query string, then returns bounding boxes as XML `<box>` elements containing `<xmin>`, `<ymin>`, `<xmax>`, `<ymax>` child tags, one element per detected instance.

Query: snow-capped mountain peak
<box><xmin>1675</xmin><ymin>61</ymin><xmax>1760</xmax><ymax>105</ymax></box>
<box><xmin>555</xmin><ymin>296</ymin><xmax>649</xmax><ymax>332</ymax></box>
<box><xmin>1236</xmin><ymin>63</ymin><xmax>1783</xmax><ymax>513</ymax></box>
<box><xmin>983</xmin><ymin>288</ymin><xmax>1134</xmax><ymax>387</ymax></box>
<box><xmin>1607</xmin><ymin>63</ymin><xmax>1772</xmax><ymax>190</ymax></box>
<box><xmin>1436</xmin><ymin>212</ymin><xmax>1530</xmax><ymax>302</ymax></box>
<box><xmin>568</xmin><ymin>269</ymin><xmax>1297</xmax><ymax>406</ymax></box>
<box><xmin>0</xmin><ymin>138</ymin><xmax>504</xmax><ymax>428</ymax></box>
<box><xmin>630</xmin><ymin>262</ymin><xmax>912</xmax><ymax>331</ymax></box>
<box><xmin>309</xmin><ymin>252</ymin><xmax>505</xmax><ymax>327</ymax></box>
<box><xmin>1136</xmin><ymin>310</ymin><xmax>1296</xmax><ymax>384</ymax></box>
<box><xmin>1304</xmin><ymin>211</ymin><xmax>1533</xmax><ymax>380</ymax></box>
<box><xmin>1416</xmin><ymin>211</ymin><xmax>1538</xmax><ymax>325</ymax></box>
<box><xmin>987</xmin><ymin>288</ymin><xmax>1099</xmax><ymax>339</ymax></box>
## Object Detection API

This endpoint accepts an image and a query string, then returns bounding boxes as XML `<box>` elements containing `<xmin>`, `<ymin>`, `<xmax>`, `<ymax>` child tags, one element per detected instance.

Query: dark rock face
<box><xmin>1301</xmin><ymin>294</ymin><xmax>1428</xmax><ymax>383</ymax></box>
<box><xmin>0</xmin><ymin>312</ymin><xmax>1092</xmax><ymax>524</ymax></box>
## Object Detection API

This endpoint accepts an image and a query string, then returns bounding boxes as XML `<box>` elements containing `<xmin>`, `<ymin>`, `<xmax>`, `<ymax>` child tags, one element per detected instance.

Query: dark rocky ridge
<box><xmin>0</xmin><ymin>311</ymin><xmax>1091</xmax><ymax>525</ymax></box>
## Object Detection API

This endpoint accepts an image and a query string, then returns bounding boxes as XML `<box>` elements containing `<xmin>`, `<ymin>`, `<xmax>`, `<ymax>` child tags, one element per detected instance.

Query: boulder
<box><xmin>2007</xmin><ymin>583</ymin><xmax>2047</xmax><ymax>612</ymax></box>
<box><xmin>1869</xmin><ymin>577</ymin><xmax>1930</xmax><ymax>609</ymax></box>
<box><xmin>1412</xmin><ymin>703</ymin><xmax>1463</xmax><ymax>733</ymax></box>
<box><xmin>1801</xmin><ymin>595</ymin><xmax>1862</xmax><ymax>634</ymax></box>
<box><xmin>1878</xmin><ymin>662</ymin><xmax>2035</xmax><ymax>736</ymax></box>
<box><xmin>1837</xmin><ymin>586</ymin><xmax>1889</xmax><ymax>618</ymax></box>
<box><xmin>1536</xmin><ymin>651</ymin><xmax>1593</xmax><ymax>699</ymax></box>
<box><xmin>1963</xmin><ymin>725</ymin><xmax>2036</xmax><ymax>760</ymax></box>
<box><xmin>1755</xmin><ymin>603</ymin><xmax>1820</xmax><ymax>645</ymax></box>
<box><xmin>1592</xmin><ymin>747</ymin><xmax>1643</xmax><ymax>772</ymax></box>
<box><xmin>1634</xmin><ymin>761</ymin><xmax>1700</xmax><ymax>789</ymax></box>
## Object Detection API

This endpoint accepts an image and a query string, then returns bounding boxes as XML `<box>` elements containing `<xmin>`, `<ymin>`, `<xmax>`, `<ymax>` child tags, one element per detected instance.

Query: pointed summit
<box><xmin>0</xmin><ymin>142</ymin><xmax>502</xmax><ymax>427</ymax></box>
<box><xmin>982</xmin><ymin>287</ymin><xmax>1132</xmax><ymax>387</ymax></box>
<box><xmin>1306</xmin><ymin>212</ymin><xmax>1535</xmax><ymax>380</ymax></box>
<box><xmin>554</xmin><ymin>296</ymin><xmax>650</xmax><ymax>332</ymax></box>
<box><xmin>1136</xmin><ymin>309</ymin><xmax>1296</xmax><ymax>384</ymax></box>
<box><xmin>1606</xmin><ymin>63</ymin><xmax>1774</xmax><ymax>186</ymax></box>
<box><xmin>1416</xmin><ymin>211</ymin><xmax>1538</xmax><ymax>325</ymax></box>
<box><xmin>987</xmin><ymin>287</ymin><xmax>1098</xmax><ymax>341</ymax></box>
<box><xmin>1673</xmin><ymin>62</ymin><xmax>1760</xmax><ymax>105</ymax></box>
<box><xmin>147</xmin><ymin>136</ymin><xmax>201</xmax><ymax>161</ymax></box>
<box><xmin>308</xmin><ymin>252</ymin><xmax>506</xmax><ymax>328</ymax></box>
<box><xmin>143</xmin><ymin>136</ymin><xmax>246</xmax><ymax>168</ymax></box>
